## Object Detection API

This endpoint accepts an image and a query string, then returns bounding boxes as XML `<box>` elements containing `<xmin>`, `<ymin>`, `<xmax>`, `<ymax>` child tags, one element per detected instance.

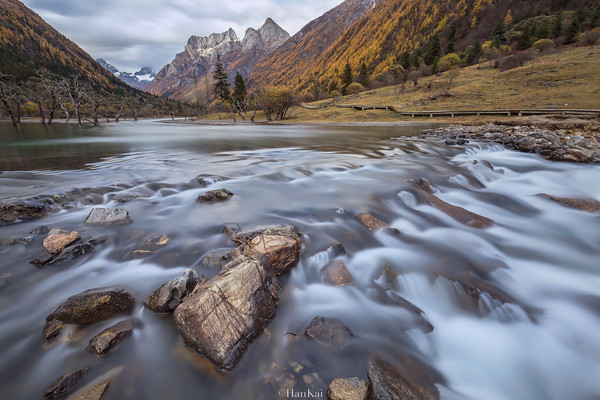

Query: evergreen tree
<box><xmin>410</xmin><ymin>50</ymin><xmax>421</xmax><ymax>68</ymax></box>
<box><xmin>424</xmin><ymin>33</ymin><xmax>441</xmax><ymax>66</ymax></box>
<box><xmin>518</xmin><ymin>29</ymin><xmax>531</xmax><ymax>49</ymax></box>
<box><xmin>565</xmin><ymin>17</ymin><xmax>581</xmax><ymax>43</ymax></box>
<box><xmin>340</xmin><ymin>62</ymin><xmax>353</xmax><ymax>94</ymax></box>
<box><xmin>232</xmin><ymin>71</ymin><xmax>246</xmax><ymax>108</ymax></box>
<box><xmin>591</xmin><ymin>7</ymin><xmax>600</xmax><ymax>28</ymax></box>
<box><xmin>357</xmin><ymin>62</ymin><xmax>369</xmax><ymax>86</ymax></box>
<box><xmin>212</xmin><ymin>55</ymin><xmax>230</xmax><ymax>104</ymax></box>
<box><xmin>536</xmin><ymin>20</ymin><xmax>550</xmax><ymax>39</ymax></box>
<box><xmin>446</xmin><ymin>40</ymin><xmax>455</xmax><ymax>54</ymax></box>
<box><xmin>552</xmin><ymin>11</ymin><xmax>563</xmax><ymax>38</ymax></box>
<box><xmin>492</xmin><ymin>18</ymin><xmax>506</xmax><ymax>42</ymax></box>
<box><xmin>400</xmin><ymin>51</ymin><xmax>411</xmax><ymax>69</ymax></box>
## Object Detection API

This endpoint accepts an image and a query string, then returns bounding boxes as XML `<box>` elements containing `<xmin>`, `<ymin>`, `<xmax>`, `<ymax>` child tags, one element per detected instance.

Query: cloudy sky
<box><xmin>21</xmin><ymin>0</ymin><xmax>342</xmax><ymax>73</ymax></box>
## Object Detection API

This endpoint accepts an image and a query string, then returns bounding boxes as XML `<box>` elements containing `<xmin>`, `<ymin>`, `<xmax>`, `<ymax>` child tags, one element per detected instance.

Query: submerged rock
<box><xmin>4</xmin><ymin>235</ymin><xmax>34</xmax><ymax>245</ymax></box>
<box><xmin>321</xmin><ymin>259</ymin><xmax>355</xmax><ymax>286</ymax></box>
<box><xmin>0</xmin><ymin>199</ymin><xmax>47</xmax><ymax>223</ymax></box>
<box><xmin>264</xmin><ymin>362</ymin><xmax>297</xmax><ymax>393</ymax></box>
<box><xmin>367</xmin><ymin>355</ymin><xmax>442</xmax><ymax>400</ymax></box>
<box><xmin>327</xmin><ymin>377</ymin><xmax>369</xmax><ymax>400</ymax></box>
<box><xmin>410</xmin><ymin>179</ymin><xmax>494</xmax><ymax>229</ymax></box>
<box><xmin>173</xmin><ymin>253</ymin><xmax>278</xmax><ymax>370</ymax></box>
<box><xmin>31</xmin><ymin>225</ymin><xmax>50</xmax><ymax>235</ymax></box>
<box><xmin>46</xmin><ymin>286</ymin><xmax>135</xmax><ymax>326</ymax></box>
<box><xmin>88</xmin><ymin>319</ymin><xmax>140</xmax><ymax>355</ymax></box>
<box><xmin>43</xmin><ymin>231</ymin><xmax>81</xmax><ymax>254</ymax></box>
<box><xmin>131</xmin><ymin>235</ymin><xmax>171</xmax><ymax>259</ymax></box>
<box><xmin>356</xmin><ymin>213</ymin><xmax>390</xmax><ymax>231</ymax></box>
<box><xmin>43</xmin><ymin>368</ymin><xmax>90</xmax><ymax>399</ymax></box>
<box><xmin>199</xmin><ymin>248</ymin><xmax>233</xmax><ymax>269</ymax></box>
<box><xmin>538</xmin><ymin>194</ymin><xmax>600</xmax><ymax>213</ymax></box>
<box><xmin>84</xmin><ymin>208</ymin><xmax>131</xmax><ymax>226</ymax></box>
<box><xmin>376</xmin><ymin>289</ymin><xmax>434</xmax><ymax>333</ymax></box>
<box><xmin>68</xmin><ymin>378</ymin><xmax>110</xmax><ymax>400</ymax></box>
<box><xmin>43</xmin><ymin>318</ymin><xmax>67</xmax><ymax>343</ymax></box>
<box><xmin>144</xmin><ymin>269</ymin><xmax>201</xmax><ymax>312</ymax></box>
<box><xmin>47</xmin><ymin>239</ymin><xmax>99</xmax><ymax>265</ymax></box>
<box><xmin>196</xmin><ymin>188</ymin><xmax>234</xmax><ymax>203</ymax></box>
<box><xmin>304</xmin><ymin>316</ymin><xmax>353</xmax><ymax>350</ymax></box>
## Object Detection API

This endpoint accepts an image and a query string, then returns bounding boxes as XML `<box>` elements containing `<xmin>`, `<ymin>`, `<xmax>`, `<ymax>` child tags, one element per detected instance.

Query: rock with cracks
<box><xmin>43</xmin><ymin>231</ymin><xmax>80</xmax><ymax>254</ymax></box>
<box><xmin>45</xmin><ymin>286</ymin><xmax>135</xmax><ymax>326</ymax></box>
<box><xmin>88</xmin><ymin>319</ymin><xmax>139</xmax><ymax>355</ymax></box>
<box><xmin>84</xmin><ymin>208</ymin><xmax>131</xmax><ymax>226</ymax></box>
<box><xmin>367</xmin><ymin>355</ymin><xmax>443</xmax><ymax>400</ymax></box>
<box><xmin>304</xmin><ymin>316</ymin><xmax>353</xmax><ymax>350</ymax></box>
<box><xmin>327</xmin><ymin>377</ymin><xmax>369</xmax><ymax>400</ymax></box>
<box><xmin>196</xmin><ymin>188</ymin><xmax>234</xmax><ymax>203</ymax></box>
<box><xmin>43</xmin><ymin>368</ymin><xmax>90</xmax><ymax>399</ymax></box>
<box><xmin>144</xmin><ymin>269</ymin><xmax>201</xmax><ymax>312</ymax></box>
<box><xmin>173</xmin><ymin>253</ymin><xmax>278</xmax><ymax>370</ymax></box>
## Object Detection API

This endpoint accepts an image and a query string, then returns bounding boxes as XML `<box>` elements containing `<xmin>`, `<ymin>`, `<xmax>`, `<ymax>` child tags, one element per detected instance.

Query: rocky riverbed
<box><xmin>421</xmin><ymin>123</ymin><xmax>600</xmax><ymax>163</ymax></box>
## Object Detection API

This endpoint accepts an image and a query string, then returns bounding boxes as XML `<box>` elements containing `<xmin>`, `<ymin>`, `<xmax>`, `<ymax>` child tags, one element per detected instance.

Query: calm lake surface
<box><xmin>1</xmin><ymin>120</ymin><xmax>599</xmax><ymax>400</ymax></box>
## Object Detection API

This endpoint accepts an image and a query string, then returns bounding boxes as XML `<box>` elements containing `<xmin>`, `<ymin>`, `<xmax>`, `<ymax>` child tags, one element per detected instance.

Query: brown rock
<box><xmin>356</xmin><ymin>213</ymin><xmax>389</xmax><ymax>231</ymax></box>
<box><xmin>411</xmin><ymin>180</ymin><xmax>494</xmax><ymax>229</ymax></box>
<box><xmin>228</xmin><ymin>224</ymin><xmax>300</xmax><ymax>244</ymax></box>
<box><xmin>199</xmin><ymin>248</ymin><xmax>232</xmax><ymax>269</ymax></box>
<box><xmin>43</xmin><ymin>232</ymin><xmax>81</xmax><ymax>254</ymax></box>
<box><xmin>144</xmin><ymin>269</ymin><xmax>201</xmax><ymax>312</ymax></box>
<box><xmin>249</xmin><ymin>234</ymin><xmax>299</xmax><ymax>275</ymax></box>
<box><xmin>321</xmin><ymin>259</ymin><xmax>355</xmax><ymax>286</ymax></box>
<box><xmin>304</xmin><ymin>316</ymin><xmax>353</xmax><ymax>350</ymax></box>
<box><xmin>538</xmin><ymin>194</ymin><xmax>600</xmax><ymax>213</ymax></box>
<box><xmin>264</xmin><ymin>362</ymin><xmax>297</xmax><ymax>394</ymax></box>
<box><xmin>131</xmin><ymin>235</ymin><xmax>171</xmax><ymax>259</ymax></box>
<box><xmin>367</xmin><ymin>355</ymin><xmax>443</xmax><ymax>400</ymax></box>
<box><xmin>88</xmin><ymin>319</ymin><xmax>139</xmax><ymax>355</ymax></box>
<box><xmin>173</xmin><ymin>253</ymin><xmax>278</xmax><ymax>370</ymax></box>
<box><xmin>69</xmin><ymin>378</ymin><xmax>110</xmax><ymax>400</ymax></box>
<box><xmin>43</xmin><ymin>318</ymin><xmax>66</xmax><ymax>343</ymax></box>
<box><xmin>196</xmin><ymin>188</ymin><xmax>234</xmax><ymax>203</ymax></box>
<box><xmin>43</xmin><ymin>368</ymin><xmax>90</xmax><ymax>399</ymax></box>
<box><xmin>327</xmin><ymin>377</ymin><xmax>368</xmax><ymax>400</ymax></box>
<box><xmin>0</xmin><ymin>199</ymin><xmax>47</xmax><ymax>223</ymax></box>
<box><xmin>46</xmin><ymin>286</ymin><xmax>135</xmax><ymax>325</ymax></box>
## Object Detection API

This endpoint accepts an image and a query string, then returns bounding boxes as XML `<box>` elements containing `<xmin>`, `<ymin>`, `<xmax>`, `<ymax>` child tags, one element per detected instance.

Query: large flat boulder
<box><xmin>144</xmin><ymin>269</ymin><xmax>201</xmax><ymax>312</ymax></box>
<box><xmin>173</xmin><ymin>253</ymin><xmax>278</xmax><ymax>370</ymax></box>
<box><xmin>45</xmin><ymin>286</ymin><xmax>135</xmax><ymax>326</ymax></box>
<box><xmin>0</xmin><ymin>199</ymin><xmax>47</xmax><ymax>223</ymax></box>
<box><xmin>248</xmin><ymin>234</ymin><xmax>299</xmax><ymax>275</ymax></box>
<box><xmin>304</xmin><ymin>316</ymin><xmax>353</xmax><ymax>350</ymax></box>
<box><xmin>43</xmin><ymin>231</ymin><xmax>81</xmax><ymax>254</ymax></box>
<box><xmin>84</xmin><ymin>208</ymin><xmax>131</xmax><ymax>226</ymax></box>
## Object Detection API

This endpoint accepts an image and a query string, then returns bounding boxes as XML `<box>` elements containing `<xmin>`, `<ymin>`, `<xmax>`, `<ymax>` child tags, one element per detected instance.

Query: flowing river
<box><xmin>0</xmin><ymin>120</ymin><xmax>599</xmax><ymax>400</ymax></box>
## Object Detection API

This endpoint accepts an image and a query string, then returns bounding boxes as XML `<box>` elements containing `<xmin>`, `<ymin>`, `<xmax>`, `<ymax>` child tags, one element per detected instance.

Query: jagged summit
<box><xmin>146</xmin><ymin>18</ymin><xmax>290</xmax><ymax>101</ymax></box>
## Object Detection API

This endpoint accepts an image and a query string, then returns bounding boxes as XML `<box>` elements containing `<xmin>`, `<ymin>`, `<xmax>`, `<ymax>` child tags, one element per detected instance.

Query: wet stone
<box><xmin>69</xmin><ymin>378</ymin><xmax>111</xmax><ymax>400</ymax></box>
<box><xmin>199</xmin><ymin>248</ymin><xmax>233</xmax><ymax>269</ymax></box>
<box><xmin>46</xmin><ymin>286</ymin><xmax>135</xmax><ymax>325</ymax></box>
<box><xmin>356</xmin><ymin>213</ymin><xmax>390</xmax><ymax>231</ymax></box>
<box><xmin>43</xmin><ymin>318</ymin><xmax>67</xmax><ymax>343</ymax></box>
<box><xmin>196</xmin><ymin>188</ymin><xmax>234</xmax><ymax>203</ymax></box>
<box><xmin>88</xmin><ymin>319</ymin><xmax>140</xmax><ymax>355</ymax></box>
<box><xmin>230</xmin><ymin>224</ymin><xmax>300</xmax><ymax>244</ymax></box>
<box><xmin>538</xmin><ymin>194</ymin><xmax>600</xmax><ymax>213</ymax></box>
<box><xmin>131</xmin><ymin>235</ymin><xmax>171</xmax><ymax>259</ymax></box>
<box><xmin>30</xmin><ymin>252</ymin><xmax>54</xmax><ymax>266</ymax></box>
<box><xmin>248</xmin><ymin>234</ymin><xmax>299</xmax><ymax>275</ymax></box>
<box><xmin>0</xmin><ymin>199</ymin><xmax>47</xmax><ymax>223</ymax></box>
<box><xmin>367</xmin><ymin>355</ymin><xmax>442</xmax><ymax>400</ymax></box>
<box><xmin>84</xmin><ymin>208</ymin><xmax>131</xmax><ymax>226</ymax></box>
<box><xmin>43</xmin><ymin>368</ymin><xmax>90</xmax><ymax>399</ymax></box>
<box><xmin>173</xmin><ymin>253</ymin><xmax>278</xmax><ymax>370</ymax></box>
<box><xmin>265</xmin><ymin>362</ymin><xmax>297</xmax><ymax>393</ymax></box>
<box><xmin>144</xmin><ymin>269</ymin><xmax>201</xmax><ymax>312</ymax></box>
<box><xmin>321</xmin><ymin>259</ymin><xmax>355</xmax><ymax>287</ymax></box>
<box><xmin>47</xmin><ymin>239</ymin><xmax>101</xmax><ymax>265</ymax></box>
<box><xmin>31</xmin><ymin>225</ymin><xmax>50</xmax><ymax>235</ymax></box>
<box><xmin>304</xmin><ymin>316</ymin><xmax>353</xmax><ymax>350</ymax></box>
<box><xmin>43</xmin><ymin>231</ymin><xmax>81</xmax><ymax>254</ymax></box>
<box><xmin>5</xmin><ymin>235</ymin><xmax>34</xmax><ymax>245</ymax></box>
<box><xmin>327</xmin><ymin>377</ymin><xmax>368</xmax><ymax>400</ymax></box>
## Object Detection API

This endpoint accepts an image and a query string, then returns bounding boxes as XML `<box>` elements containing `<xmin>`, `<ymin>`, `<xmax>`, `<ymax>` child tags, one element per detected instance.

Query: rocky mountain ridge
<box><xmin>96</xmin><ymin>58</ymin><xmax>156</xmax><ymax>91</ymax></box>
<box><xmin>145</xmin><ymin>18</ymin><xmax>289</xmax><ymax>101</ymax></box>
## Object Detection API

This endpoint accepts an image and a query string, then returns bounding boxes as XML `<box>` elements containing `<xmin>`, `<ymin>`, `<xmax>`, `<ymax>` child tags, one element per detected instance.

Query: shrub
<box><xmin>437</xmin><ymin>60</ymin><xmax>451</xmax><ymax>72</ymax></box>
<box><xmin>439</xmin><ymin>53</ymin><xmax>460</xmax><ymax>68</ymax></box>
<box><xmin>346</xmin><ymin>82</ymin><xmax>365</xmax><ymax>94</ymax></box>
<box><xmin>407</xmin><ymin>71</ymin><xmax>422</xmax><ymax>86</ymax></box>
<box><xmin>532</xmin><ymin>38</ymin><xmax>555</xmax><ymax>52</ymax></box>
<box><xmin>498</xmin><ymin>51</ymin><xmax>532</xmax><ymax>72</ymax></box>
<box><xmin>583</xmin><ymin>30</ymin><xmax>600</xmax><ymax>45</ymax></box>
<box><xmin>255</xmin><ymin>86</ymin><xmax>296</xmax><ymax>121</ymax></box>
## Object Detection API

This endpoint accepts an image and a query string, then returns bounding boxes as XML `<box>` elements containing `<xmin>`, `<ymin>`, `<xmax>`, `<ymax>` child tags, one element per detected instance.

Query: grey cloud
<box><xmin>21</xmin><ymin>0</ymin><xmax>341</xmax><ymax>72</ymax></box>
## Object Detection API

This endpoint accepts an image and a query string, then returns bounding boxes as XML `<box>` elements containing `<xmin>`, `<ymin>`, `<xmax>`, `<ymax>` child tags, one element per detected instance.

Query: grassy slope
<box><xmin>285</xmin><ymin>45</ymin><xmax>600</xmax><ymax>123</ymax></box>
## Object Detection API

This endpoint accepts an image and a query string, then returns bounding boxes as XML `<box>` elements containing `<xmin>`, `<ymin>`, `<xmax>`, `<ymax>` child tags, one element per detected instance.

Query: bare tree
<box><xmin>39</xmin><ymin>72</ymin><xmax>62</xmax><ymax>125</ymax></box>
<box><xmin>0</xmin><ymin>72</ymin><xmax>22</xmax><ymax>127</ymax></box>
<box><xmin>68</xmin><ymin>75</ymin><xmax>85</xmax><ymax>125</ymax></box>
<box><xmin>82</xmin><ymin>83</ymin><xmax>103</xmax><ymax>126</ymax></box>
<box><xmin>25</xmin><ymin>78</ymin><xmax>47</xmax><ymax>125</ymax></box>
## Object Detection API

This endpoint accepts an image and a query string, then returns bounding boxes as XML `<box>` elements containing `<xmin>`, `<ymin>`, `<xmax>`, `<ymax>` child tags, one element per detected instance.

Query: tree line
<box><xmin>0</xmin><ymin>70</ymin><xmax>193</xmax><ymax>127</ymax></box>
